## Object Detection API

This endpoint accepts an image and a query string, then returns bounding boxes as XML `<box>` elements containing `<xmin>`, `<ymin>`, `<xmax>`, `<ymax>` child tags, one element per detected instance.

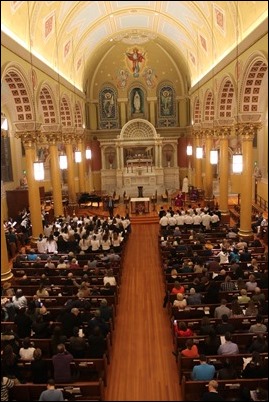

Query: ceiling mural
<box><xmin>1</xmin><ymin>1</ymin><xmax>268</xmax><ymax>91</ymax></box>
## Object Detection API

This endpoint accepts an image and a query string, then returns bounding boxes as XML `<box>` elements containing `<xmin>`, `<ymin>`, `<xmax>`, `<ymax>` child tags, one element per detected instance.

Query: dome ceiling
<box><xmin>1</xmin><ymin>1</ymin><xmax>268</xmax><ymax>92</ymax></box>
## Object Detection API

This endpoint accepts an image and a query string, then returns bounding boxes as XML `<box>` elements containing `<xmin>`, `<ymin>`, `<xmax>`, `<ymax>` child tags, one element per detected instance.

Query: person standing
<box><xmin>108</xmin><ymin>196</ymin><xmax>114</xmax><ymax>218</ymax></box>
<box><xmin>52</xmin><ymin>344</ymin><xmax>73</xmax><ymax>383</ymax></box>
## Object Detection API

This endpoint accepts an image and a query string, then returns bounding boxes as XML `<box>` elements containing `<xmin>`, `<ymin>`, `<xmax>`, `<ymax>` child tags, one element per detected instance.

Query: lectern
<box><xmin>138</xmin><ymin>186</ymin><xmax>143</xmax><ymax>198</ymax></box>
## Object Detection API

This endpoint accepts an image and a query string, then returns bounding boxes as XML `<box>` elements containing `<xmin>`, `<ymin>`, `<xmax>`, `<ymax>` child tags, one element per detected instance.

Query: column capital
<box><xmin>216</xmin><ymin>126</ymin><xmax>231</xmax><ymax>139</ymax></box>
<box><xmin>236</xmin><ymin>122</ymin><xmax>261</xmax><ymax>141</ymax></box>
<box><xmin>202</xmin><ymin>128</ymin><xmax>214</xmax><ymax>138</ymax></box>
<box><xmin>14</xmin><ymin>121</ymin><xmax>42</xmax><ymax>148</ymax></box>
<box><xmin>62</xmin><ymin>126</ymin><xmax>77</xmax><ymax>144</ymax></box>
<box><xmin>15</xmin><ymin>131</ymin><xmax>38</xmax><ymax>149</ymax></box>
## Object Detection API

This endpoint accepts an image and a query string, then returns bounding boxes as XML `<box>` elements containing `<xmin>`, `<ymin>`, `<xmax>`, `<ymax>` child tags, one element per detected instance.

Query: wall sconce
<box><xmin>33</xmin><ymin>161</ymin><xmax>45</xmax><ymax>181</ymax></box>
<box><xmin>210</xmin><ymin>149</ymin><xmax>218</xmax><ymax>165</ymax></box>
<box><xmin>85</xmin><ymin>148</ymin><xmax>92</xmax><ymax>160</ymax></box>
<box><xmin>59</xmin><ymin>154</ymin><xmax>68</xmax><ymax>170</ymax></box>
<box><xmin>186</xmin><ymin>145</ymin><xmax>193</xmax><ymax>156</ymax></box>
<box><xmin>232</xmin><ymin>153</ymin><xmax>243</xmax><ymax>173</ymax></box>
<box><xmin>196</xmin><ymin>147</ymin><xmax>203</xmax><ymax>159</ymax></box>
<box><xmin>74</xmin><ymin>150</ymin><xmax>82</xmax><ymax>163</ymax></box>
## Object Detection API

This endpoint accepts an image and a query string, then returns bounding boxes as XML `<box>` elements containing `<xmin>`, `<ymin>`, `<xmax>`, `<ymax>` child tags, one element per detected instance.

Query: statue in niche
<box><xmin>133</xmin><ymin>91</ymin><xmax>141</xmax><ymax>113</ymax></box>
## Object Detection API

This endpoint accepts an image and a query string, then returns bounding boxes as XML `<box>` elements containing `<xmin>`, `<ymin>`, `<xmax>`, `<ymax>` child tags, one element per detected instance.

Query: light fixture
<box><xmin>186</xmin><ymin>145</ymin><xmax>193</xmax><ymax>156</ymax></box>
<box><xmin>74</xmin><ymin>150</ymin><xmax>82</xmax><ymax>163</ymax></box>
<box><xmin>210</xmin><ymin>149</ymin><xmax>218</xmax><ymax>164</ymax></box>
<box><xmin>86</xmin><ymin>148</ymin><xmax>92</xmax><ymax>160</ymax></box>
<box><xmin>232</xmin><ymin>152</ymin><xmax>243</xmax><ymax>173</ymax></box>
<box><xmin>33</xmin><ymin>161</ymin><xmax>45</xmax><ymax>181</ymax></box>
<box><xmin>196</xmin><ymin>147</ymin><xmax>203</xmax><ymax>159</ymax></box>
<box><xmin>59</xmin><ymin>154</ymin><xmax>68</xmax><ymax>170</ymax></box>
<box><xmin>1</xmin><ymin>117</ymin><xmax>8</xmax><ymax>130</ymax></box>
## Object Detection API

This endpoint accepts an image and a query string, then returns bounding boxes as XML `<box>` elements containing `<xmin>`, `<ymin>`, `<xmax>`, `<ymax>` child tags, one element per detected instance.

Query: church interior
<box><xmin>1</xmin><ymin>2</ymin><xmax>268</xmax><ymax>401</ymax></box>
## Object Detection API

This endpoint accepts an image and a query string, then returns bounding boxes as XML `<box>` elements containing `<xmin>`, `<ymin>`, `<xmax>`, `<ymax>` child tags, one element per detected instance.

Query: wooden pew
<box><xmin>181</xmin><ymin>376</ymin><xmax>268</xmax><ymax>401</ymax></box>
<box><xmin>16</xmin><ymin>356</ymin><xmax>108</xmax><ymax>386</ymax></box>
<box><xmin>173</xmin><ymin>332</ymin><xmax>268</xmax><ymax>355</ymax></box>
<box><xmin>10</xmin><ymin>379</ymin><xmax>105</xmax><ymax>401</ymax></box>
<box><xmin>177</xmin><ymin>353</ymin><xmax>268</xmax><ymax>383</ymax></box>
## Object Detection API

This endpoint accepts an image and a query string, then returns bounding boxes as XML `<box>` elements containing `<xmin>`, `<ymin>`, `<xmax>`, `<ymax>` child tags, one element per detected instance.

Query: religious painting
<box><xmin>99</xmin><ymin>87</ymin><xmax>119</xmax><ymax>129</ymax></box>
<box><xmin>157</xmin><ymin>84</ymin><xmax>177</xmax><ymax>127</ymax></box>
<box><xmin>142</xmin><ymin>67</ymin><xmax>157</xmax><ymax>88</ymax></box>
<box><xmin>125</xmin><ymin>47</ymin><xmax>146</xmax><ymax>78</ymax></box>
<box><xmin>159</xmin><ymin>86</ymin><xmax>174</xmax><ymax>117</ymax></box>
<box><xmin>116</xmin><ymin>68</ymin><xmax>129</xmax><ymax>89</ymax></box>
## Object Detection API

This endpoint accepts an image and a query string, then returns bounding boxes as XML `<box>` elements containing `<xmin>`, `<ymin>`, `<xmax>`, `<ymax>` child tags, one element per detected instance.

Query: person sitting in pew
<box><xmin>217</xmin><ymin>358</ymin><xmax>238</xmax><ymax>380</ymax></box>
<box><xmin>217</xmin><ymin>332</ymin><xmax>239</xmax><ymax>355</ymax></box>
<box><xmin>248</xmin><ymin>333</ymin><xmax>268</xmax><ymax>353</ymax></box>
<box><xmin>173</xmin><ymin>293</ymin><xmax>187</xmax><ymax>309</ymax></box>
<box><xmin>38</xmin><ymin>378</ymin><xmax>64</xmax><ymax>401</ymax></box>
<box><xmin>249</xmin><ymin>314</ymin><xmax>267</xmax><ymax>333</ymax></box>
<box><xmin>201</xmin><ymin>380</ymin><xmax>224</xmax><ymax>401</ymax></box>
<box><xmin>241</xmin><ymin>351</ymin><xmax>268</xmax><ymax>379</ymax></box>
<box><xmin>180</xmin><ymin>338</ymin><xmax>199</xmax><ymax>358</ymax></box>
<box><xmin>186</xmin><ymin>287</ymin><xmax>203</xmax><ymax>305</ymax></box>
<box><xmin>191</xmin><ymin>354</ymin><xmax>216</xmax><ymax>381</ymax></box>
<box><xmin>174</xmin><ymin>321</ymin><xmax>193</xmax><ymax>337</ymax></box>
<box><xmin>216</xmin><ymin>314</ymin><xmax>235</xmax><ymax>335</ymax></box>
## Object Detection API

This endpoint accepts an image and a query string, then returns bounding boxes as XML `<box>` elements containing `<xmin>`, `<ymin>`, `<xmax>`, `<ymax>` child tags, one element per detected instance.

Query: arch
<box><xmin>120</xmin><ymin>118</ymin><xmax>158</xmax><ymax>140</ymax></box>
<box><xmin>74</xmin><ymin>101</ymin><xmax>83</xmax><ymax>128</ymax></box>
<box><xmin>241</xmin><ymin>56</ymin><xmax>268</xmax><ymax>114</ymax></box>
<box><xmin>1</xmin><ymin>63</ymin><xmax>34</xmax><ymax>122</ymax></box>
<box><xmin>39</xmin><ymin>84</ymin><xmax>57</xmax><ymax>124</ymax></box>
<box><xmin>60</xmin><ymin>94</ymin><xmax>72</xmax><ymax>126</ymax></box>
<box><xmin>218</xmin><ymin>77</ymin><xmax>235</xmax><ymax>119</ymax></box>
<box><xmin>193</xmin><ymin>96</ymin><xmax>201</xmax><ymax>124</ymax></box>
<box><xmin>204</xmin><ymin>90</ymin><xmax>214</xmax><ymax>121</ymax></box>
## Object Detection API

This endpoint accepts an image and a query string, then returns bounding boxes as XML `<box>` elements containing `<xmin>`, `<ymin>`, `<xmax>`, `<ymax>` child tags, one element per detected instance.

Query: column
<box><xmin>204</xmin><ymin>130</ymin><xmax>214</xmax><ymax>205</ymax></box>
<box><xmin>89</xmin><ymin>102</ymin><xmax>97</xmax><ymax>130</ymax></box>
<box><xmin>101</xmin><ymin>146</ymin><xmax>106</xmax><ymax>169</ymax></box>
<box><xmin>149</xmin><ymin>99</ymin><xmax>156</xmax><ymax>125</ymax></box>
<box><xmin>1</xmin><ymin>202</ymin><xmax>13</xmax><ymax>281</ymax></box>
<box><xmin>116</xmin><ymin>144</ymin><xmax>120</xmax><ymax>170</ymax></box>
<box><xmin>119</xmin><ymin>99</ymin><xmax>127</xmax><ymax>127</ymax></box>
<box><xmin>64</xmin><ymin>137</ymin><xmax>76</xmax><ymax>204</ymax></box>
<box><xmin>194</xmin><ymin>134</ymin><xmax>202</xmax><ymax>189</ymax></box>
<box><xmin>218</xmin><ymin>127</ymin><xmax>230</xmax><ymax>223</ymax></box>
<box><xmin>78</xmin><ymin>140</ymin><xmax>86</xmax><ymax>193</ymax></box>
<box><xmin>24</xmin><ymin>140</ymin><xmax>44</xmax><ymax>238</ymax></box>
<box><xmin>48</xmin><ymin>140</ymin><xmax>64</xmax><ymax>217</ymax></box>
<box><xmin>238</xmin><ymin>124</ymin><xmax>257</xmax><ymax>239</ymax></box>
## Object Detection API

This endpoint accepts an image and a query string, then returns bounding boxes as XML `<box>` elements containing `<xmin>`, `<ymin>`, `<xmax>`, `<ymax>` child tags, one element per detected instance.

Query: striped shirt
<box><xmin>1</xmin><ymin>377</ymin><xmax>14</xmax><ymax>401</ymax></box>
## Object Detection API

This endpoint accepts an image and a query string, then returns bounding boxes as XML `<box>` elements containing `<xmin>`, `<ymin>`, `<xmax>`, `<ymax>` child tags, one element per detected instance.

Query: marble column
<box><xmin>218</xmin><ymin>127</ymin><xmax>230</xmax><ymax>223</ymax></box>
<box><xmin>24</xmin><ymin>139</ymin><xmax>44</xmax><ymax>238</ymax></box>
<box><xmin>149</xmin><ymin>99</ymin><xmax>156</xmax><ymax>126</ymax></box>
<box><xmin>48</xmin><ymin>139</ymin><xmax>64</xmax><ymax>217</ymax></box>
<box><xmin>77</xmin><ymin>140</ymin><xmax>86</xmax><ymax>193</ymax></box>
<box><xmin>119</xmin><ymin>100</ymin><xmax>127</xmax><ymax>127</ymax></box>
<box><xmin>194</xmin><ymin>134</ymin><xmax>202</xmax><ymax>189</ymax></box>
<box><xmin>238</xmin><ymin>124</ymin><xmax>257</xmax><ymax>239</ymax></box>
<box><xmin>1</xmin><ymin>202</ymin><xmax>13</xmax><ymax>281</ymax></box>
<box><xmin>204</xmin><ymin>130</ymin><xmax>214</xmax><ymax>204</ymax></box>
<box><xmin>64</xmin><ymin>136</ymin><xmax>77</xmax><ymax>204</ymax></box>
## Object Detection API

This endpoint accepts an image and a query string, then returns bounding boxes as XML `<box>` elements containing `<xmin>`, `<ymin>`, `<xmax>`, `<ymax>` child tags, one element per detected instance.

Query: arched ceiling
<box><xmin>1</xmin><ymin>1</ymin><xmax>268</xmax><ymax>92</ymax></box>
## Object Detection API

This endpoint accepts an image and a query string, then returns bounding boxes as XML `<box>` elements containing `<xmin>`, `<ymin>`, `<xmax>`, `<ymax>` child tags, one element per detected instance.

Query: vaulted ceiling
<box><xmin>1</xmin><ymin>1</ymin><xmax>268</xmax><ymax>92</ymax></box>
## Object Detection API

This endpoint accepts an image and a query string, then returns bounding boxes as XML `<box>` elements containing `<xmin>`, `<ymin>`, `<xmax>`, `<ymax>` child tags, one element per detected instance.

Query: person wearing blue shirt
<box><xmin>191</xmin><ymin>354</ymin><xmax>215</xmax><ymax>380</ymax></box>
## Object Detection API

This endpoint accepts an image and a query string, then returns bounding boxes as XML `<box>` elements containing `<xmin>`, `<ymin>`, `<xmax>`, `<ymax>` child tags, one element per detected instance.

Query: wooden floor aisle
<box><xmin>104</xmin><ymin>223</ymin><xmax>182</xmax><ymax>401</ymax></box>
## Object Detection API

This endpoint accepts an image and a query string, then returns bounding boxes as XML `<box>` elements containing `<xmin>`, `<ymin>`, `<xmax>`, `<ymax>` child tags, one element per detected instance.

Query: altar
<box><xmin>130</xmin><ymin>197</ymin><xmax>150</xmax><ymax>214</ymax></box>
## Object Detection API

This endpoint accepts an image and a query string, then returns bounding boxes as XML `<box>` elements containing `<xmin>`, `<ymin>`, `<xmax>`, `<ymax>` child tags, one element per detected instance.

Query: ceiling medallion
<box><xmin>113</xmin><ymin>30</ymin><xmax>157</xmax><ymax>45</ymax></box>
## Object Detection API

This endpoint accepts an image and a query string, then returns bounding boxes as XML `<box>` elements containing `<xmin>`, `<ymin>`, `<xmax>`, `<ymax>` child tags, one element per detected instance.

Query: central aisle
<box><xmin>105</xmin><ymin>223</ymin><xmax>181</xmax><ymax>401</ymax></box>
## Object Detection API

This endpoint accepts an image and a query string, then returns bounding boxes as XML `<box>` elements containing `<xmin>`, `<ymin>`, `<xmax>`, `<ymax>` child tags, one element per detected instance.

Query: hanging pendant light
<box><xmin>59</xmin><ymin>154</ymin><xmax>68</xmax><ymax>169</ymax></box>
<box><xmin>33</xmin><ymin>161</ymin><xmax>45</xmax><ymax>181</ymax></box>
<box><xmin>210</xmin><ymin>149</ymin><xmax>218</xmax><ymax>164</ymax></box>
<box><xmin>232</xmin><ymin>153</ymin><xmax>243</xmax><ymax>173</ymax></box>
<box><xmin>186</xmin><ymin>145</ymin><xmax>193</xmax><ymax>156</ymax></box>
<box><xmin>85</xmin><ymin>148</ymin><xmax>92</xmax><ymax>160</ymax></box>
<box><xmin>75</xmin><ymin>150</ymin><xmax>82</xmax><ymax>163</ymax></box>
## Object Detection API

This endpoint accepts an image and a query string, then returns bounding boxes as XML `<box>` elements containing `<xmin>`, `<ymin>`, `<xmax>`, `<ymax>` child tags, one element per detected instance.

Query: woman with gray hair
<box><xmin>187</xmin><ymin>287</ymin><xmax>203</xmax><ymax>305</ymax></box>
